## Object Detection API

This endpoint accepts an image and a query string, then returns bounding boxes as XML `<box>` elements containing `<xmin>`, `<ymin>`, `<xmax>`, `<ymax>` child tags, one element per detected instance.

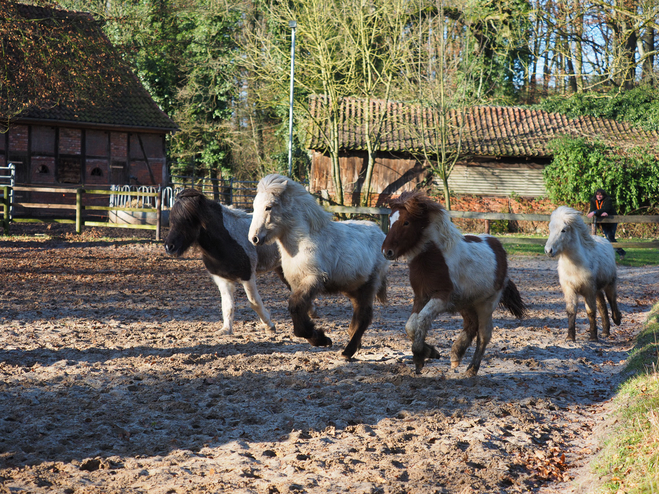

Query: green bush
<box><xmin>543</xmin><ymin>137</ymin><xmax>659</xmax><ymax>214</ymax></box>
<box><xmin>539</xmin><ymin>86</ymin><xmax>659</xmax><ymax>132</ymax></box>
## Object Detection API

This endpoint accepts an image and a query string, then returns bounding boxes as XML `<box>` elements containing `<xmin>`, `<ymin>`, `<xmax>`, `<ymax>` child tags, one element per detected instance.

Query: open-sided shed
<box><xmin>306</xmin><ymin>96</ymin><xmax>659</xmax><ymax>205</ymax></box>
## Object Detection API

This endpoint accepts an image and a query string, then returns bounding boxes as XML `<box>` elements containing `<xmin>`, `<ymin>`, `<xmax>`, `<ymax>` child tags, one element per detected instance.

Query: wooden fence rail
<box><xmin>0</xmin><ymin>186</ymin><xmax>162</xmax><ymax>239</ymax></box>
<box><xmin>320</xmin><ymin>206</ymin><xmax>659</xmax><ymax>249</ymax></box>
<box><xmin>1</xmin><ymin>186</ymin><xmax>658</xmax><ymax>249</ymax></box>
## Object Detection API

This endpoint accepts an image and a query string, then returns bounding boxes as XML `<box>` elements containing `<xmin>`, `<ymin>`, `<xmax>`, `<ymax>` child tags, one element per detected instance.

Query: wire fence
<box><xmin>169</xmin><ymin>176</ymin><xmax>259</xmax><ymax>211</ymax></box>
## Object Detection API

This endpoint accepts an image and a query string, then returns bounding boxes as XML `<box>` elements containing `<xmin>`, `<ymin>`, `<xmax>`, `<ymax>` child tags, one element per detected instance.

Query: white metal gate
<box><xmin>0</xmin><ymin>163</ymin><xmax>15</xmax><ymax>220</ymax></box>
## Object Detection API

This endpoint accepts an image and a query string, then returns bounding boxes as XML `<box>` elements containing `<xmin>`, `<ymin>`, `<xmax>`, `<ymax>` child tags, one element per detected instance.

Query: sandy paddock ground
<box><xmin>1</xmin><ymin>227</ymin><xmax>658</xmax><ymax>493</ymax></box>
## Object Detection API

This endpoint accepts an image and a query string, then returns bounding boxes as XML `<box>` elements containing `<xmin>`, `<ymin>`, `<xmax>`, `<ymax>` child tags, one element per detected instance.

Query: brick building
<box><xmin>0</xmin><ymin>3</ymin><xmax>178</xmax><ymax>213</ymax></box>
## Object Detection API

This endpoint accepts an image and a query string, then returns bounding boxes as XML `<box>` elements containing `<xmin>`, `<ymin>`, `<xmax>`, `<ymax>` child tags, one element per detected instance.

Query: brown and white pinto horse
<box><xmin>382</xmin><ymin>192</ymin><xmax>527</xmax><ymax>376</ymax></box>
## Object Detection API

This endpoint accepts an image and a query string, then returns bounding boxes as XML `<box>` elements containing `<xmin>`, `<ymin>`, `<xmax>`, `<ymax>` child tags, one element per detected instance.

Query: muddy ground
<box><xmin>1</xmin><ymin>226</ymin><xmax>658</xmax><ymax>493</ymax></box>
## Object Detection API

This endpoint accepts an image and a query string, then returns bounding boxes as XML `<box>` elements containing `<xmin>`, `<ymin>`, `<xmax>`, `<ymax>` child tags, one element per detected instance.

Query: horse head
<box><xmin>382</xmin><ymin>191</ymin><xmax>442</xmax><ymax>260</ymax></box>
<box><xmin>249</xmin><ymin>174</ymin><xmax>290</xmax><ymax>246</ymax></box>
<box><xmin>545</xmin><ymin>206</ymin><xmax>582</xmax><ymax>257</ymax></box>
<box><xmin>165</xmin><ymin>188</ymin><xmax>212</xmax><ymax>257</ymax></box>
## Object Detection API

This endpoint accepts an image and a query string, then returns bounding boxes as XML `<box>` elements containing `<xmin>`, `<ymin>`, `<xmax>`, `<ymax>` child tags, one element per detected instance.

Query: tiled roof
<box><xmin>306</xmin><ymin>95</ymin><xmax>659</xmax><ymax>157</ymax></box>
<box><xmin>1</xmin><ymin>3</ymin><xmax>178</xmax><ymax>131</ymax></box>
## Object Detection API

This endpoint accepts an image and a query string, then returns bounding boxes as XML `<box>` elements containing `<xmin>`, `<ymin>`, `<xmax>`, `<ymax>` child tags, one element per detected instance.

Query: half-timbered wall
<box><xmin>0</xmin><ymin>124</ymin><xmax>167</xmax><ymax>188</ymax></box>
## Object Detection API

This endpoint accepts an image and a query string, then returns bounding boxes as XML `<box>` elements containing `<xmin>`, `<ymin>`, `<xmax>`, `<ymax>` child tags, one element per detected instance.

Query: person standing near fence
<box><xmin>587</xmin><ymin>188</ymin><xmax>626</xmax><ymax>259</ymax></box>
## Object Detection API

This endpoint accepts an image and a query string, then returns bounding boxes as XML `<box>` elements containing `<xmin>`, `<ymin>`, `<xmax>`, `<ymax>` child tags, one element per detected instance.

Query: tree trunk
<box><xmin>572</xmin><ymin>1</ymin><xmax>584</xmax><ymax>93</ymax></box>
<box><xmin>442</xmin><ymin>175</ymin><xmax>451</xmax><ymax>211</ymax></box>
<box><xmin>641</xmin><ymin>27</ymin><xmax>655</xmax><ymax>83</ymax></box>
<box><xmin>328</xmin><ymin>109</ymin><xmax>344</xmax><ymax>205</ymax></box>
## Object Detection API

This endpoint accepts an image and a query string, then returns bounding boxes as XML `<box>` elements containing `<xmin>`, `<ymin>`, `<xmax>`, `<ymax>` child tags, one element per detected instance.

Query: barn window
<box><xmin>37</xmin><ymin>164</ymin><xmax>50</xmax><ymax>174</ymax></box>
<box><xmin>90</xmin><ymin>167</ymin><xmax>103</xmax><ymax>177</ymax></box>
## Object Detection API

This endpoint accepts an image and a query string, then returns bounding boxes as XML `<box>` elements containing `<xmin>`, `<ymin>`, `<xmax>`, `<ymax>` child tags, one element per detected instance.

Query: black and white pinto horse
<box><xmin>545</xmin><ymin>206</ymin><xmax>621</xmax><ymax>341</ymax></box>
<box><xmin>382</xmin><ymin>192</ymin><xmax>527</xmax><ymax>376</ymax></box>
<box><xmin>248</xmin><ymin>174</ymin><xmax>388</xmax><ymax>358</ymax></box>
<box><xmin>164</xmin><ymin>189</ymin><xmax>283</xmax><ymax>335</ymax></box>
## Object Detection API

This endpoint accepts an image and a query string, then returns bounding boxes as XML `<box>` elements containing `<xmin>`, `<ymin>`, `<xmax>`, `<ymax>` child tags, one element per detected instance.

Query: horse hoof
<box><xmin>260</xmin><ymin>321</ymin><xmax>276</xmax><ymax>332</ymax></box>
<box><xmin>341</xmin><ymin>343</ymin><xmax>361</xmax><ymax>359</ymax></box>
<box><xmin>218</xmin><ymin>326</ymin><xmax>234</xmax><ymax>336</ymax></box>
<box><xmin>589</xmin><ymin>335</ymin><xmax>599</xmax><ymax>342</ymax></box>
<box><xmin>450</xmin><ymin>361</ymin><xmax>460</xmax><ymax>369</ymax></box>
<box><xmin>309</xmin><ymin>335</ymin><xmax>332</xmax><ymax>347</ymax></box>
<box><xmin>413</xmin><ymin>354</ymin><xmax>425</xmax><ymax>374</ymax></box>
<box><xmin>465</xmin><ymin>367</ymin><xmax>478</xmax><ymax>377</ymax></box>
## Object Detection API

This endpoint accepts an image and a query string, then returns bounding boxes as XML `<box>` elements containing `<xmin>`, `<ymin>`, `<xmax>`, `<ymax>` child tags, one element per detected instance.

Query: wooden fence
<box><xmin>1</xmin><ymin>186</ymin><xmax>162</xmax><ymax>239</ymax></box>
<box><xmin>1</xmin><ymin>186</ymin><xmax>658</xmax><ymax>249</ymax></box>
<box><xmin>323</xmin><ymin>206</ymin><xmax>659</xmax><ymax>249</ymax></box>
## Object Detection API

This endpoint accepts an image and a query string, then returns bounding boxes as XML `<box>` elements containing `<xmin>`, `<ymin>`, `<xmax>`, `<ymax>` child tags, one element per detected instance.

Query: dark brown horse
<box><xmin>164</xmin><ymin>189</ymin><xmax>285</xmax><ymax>335</ymax></box>
<box><xmin>382</xmin><ymin>192</ymin><xmax>527</xmax><ymax>376</ymax></box>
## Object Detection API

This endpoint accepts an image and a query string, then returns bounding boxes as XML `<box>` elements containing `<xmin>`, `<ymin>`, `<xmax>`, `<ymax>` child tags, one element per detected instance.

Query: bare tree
<box><xmin>337</xmin><ymin>0</ymin><xmax>410</xmax><ymax>206</ymax></box>
<box><xmin>397</xmin><ymin>0</ymin><xmax>480</xmax><ymax>210</ymax></box>
<box><xmin>240</xmin><ymin>0</ymin><xmax>364</xmax><ymax>203</ymax></box>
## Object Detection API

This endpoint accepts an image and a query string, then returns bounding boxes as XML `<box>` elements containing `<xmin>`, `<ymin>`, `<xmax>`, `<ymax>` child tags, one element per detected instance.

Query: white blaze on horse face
<box><xmin>389</xmin><ymin>210</ymin><xmax>400</xmax><ymax>229</ymax></box>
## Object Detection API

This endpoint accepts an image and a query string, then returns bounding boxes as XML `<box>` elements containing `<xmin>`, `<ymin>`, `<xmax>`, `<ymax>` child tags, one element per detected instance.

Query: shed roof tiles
<box><xmin>307</xmin><ymin>96</ymin><xmax>658</xmax><ymax>157</ymax></box>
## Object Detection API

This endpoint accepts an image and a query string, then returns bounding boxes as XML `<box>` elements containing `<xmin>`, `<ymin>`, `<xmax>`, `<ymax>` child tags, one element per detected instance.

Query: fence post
<box><xmin>379</xmin><ymin>213</ymin><xmax>388</xmax><ymax>233</ymax></box>
<box><xmin>156</xmin><ymin>187</ymin><xmax>162</xmax><ymax>241</ymax></box>
<box><xmin>76</xmin><ymin>188</ymin><xmax>84</xmax><ymax>234</ymax></box>
<box><xmin>229</xmin><ymin>177</ymin><xmax>234</xmax><ymax>206</ymax></box>
<box><xmin>1</xmin><ymin>186</ymin><xmax>9</xmax><ymax>235</ymax></box>
<box><xmin>591</xmin><ymin>216</ymin><xmax>597</xmax><ymax>235</ymax></box>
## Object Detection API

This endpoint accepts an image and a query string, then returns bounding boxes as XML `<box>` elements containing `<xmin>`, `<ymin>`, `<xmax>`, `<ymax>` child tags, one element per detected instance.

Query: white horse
<box><xmin>545</xmin><ymin>205</ymin><xmax>621</xmax><ymax>341</ymax></box>
<box><xmin>248</xmin><ymin>174</ymin><xmax>388</xmax><ymax>358</ymax></box>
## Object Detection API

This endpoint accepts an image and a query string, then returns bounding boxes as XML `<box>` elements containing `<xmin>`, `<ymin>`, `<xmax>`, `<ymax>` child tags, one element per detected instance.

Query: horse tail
<box><xmin>500</xmin><ymin>279</ymin><xmax>527</xmax><ymax>319</ymax></box>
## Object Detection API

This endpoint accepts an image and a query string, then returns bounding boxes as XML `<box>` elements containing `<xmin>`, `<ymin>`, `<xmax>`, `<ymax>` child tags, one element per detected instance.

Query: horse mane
<box><xmin>172</xmin><ymin>188</ymin><xmax>250</xmax><ymax>223</ymax></box>
<box><xmin>391</xmin><ymin>191</ymin><xmax>463</xmax><ymax>250</ymax></box>
<box><xmin>170</xmin><ymin>188</ymin><xmax>206</xmax><ymax>225</ymax></box>
<box><xmin>259</xmin><ymin>174</ymin><xmax>332</xmax><ymax>231</ymax></box>
<box><xmin>554</xmin><ymin>206</ymin><xmax>596</xmax><ymax>249</ymax></box>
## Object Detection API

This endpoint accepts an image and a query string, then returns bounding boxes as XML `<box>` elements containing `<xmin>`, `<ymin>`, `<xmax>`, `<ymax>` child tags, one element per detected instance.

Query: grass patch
<box><xmin>502</xmin><ymin>241</ymin><xmax>546</xmax><ymax>257</ymax></box>
<box><xmin>616</xmin><ymin>244</ymin><xmax>659</xmax><ymax>267</ymax></box>
<box><xmin>593</xmin><ymin>305</ymin><xmax>659</xmax><ymax>493</ymax></box>
<box><xmin>499</xmin><ymin>237</ymin><xmax>659</xmax><ymax>266</ymax></box>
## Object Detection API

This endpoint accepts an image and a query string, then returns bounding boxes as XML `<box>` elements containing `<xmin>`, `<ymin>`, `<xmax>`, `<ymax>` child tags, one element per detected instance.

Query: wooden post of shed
<box><xmin>485</xmin><ymin>219</ymin><xmax>491</xmax><ymax>234</ymax></box>
<box><xmin>76</xmin><ymin>188</ymin><xmax>84</xmax><ymax>234</ymax></box>
<box><xmin>156</xmin><ymin>188</ymin><xmax>162</xmax><ymax>241</ymax></box>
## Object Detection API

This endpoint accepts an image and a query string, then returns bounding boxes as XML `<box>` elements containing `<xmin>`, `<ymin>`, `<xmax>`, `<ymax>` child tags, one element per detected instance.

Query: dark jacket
<box><xmin>589</xmin><ymin>194</ymin><xmax>616</xmax><ymax>217</ymax></box>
